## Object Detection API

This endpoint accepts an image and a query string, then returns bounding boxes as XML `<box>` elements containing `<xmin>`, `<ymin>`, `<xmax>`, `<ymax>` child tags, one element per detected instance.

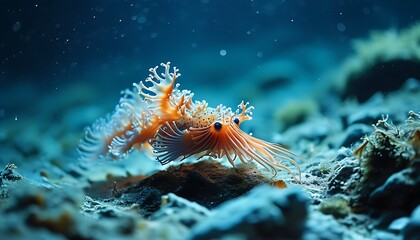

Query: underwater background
<box><xmin>1</xmin><ymin>1</ymin><xmax>420</xmax><ymax>239</ymax></box>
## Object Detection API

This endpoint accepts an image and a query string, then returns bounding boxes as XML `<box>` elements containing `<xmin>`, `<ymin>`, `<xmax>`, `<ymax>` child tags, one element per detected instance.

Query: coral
<box><xmin>355</xmin><ymin>112</ymin><xmax>419</xmax><ymax>181</ymax></box>
<box><xmin>352</xmin><ymin>112</ymin><xmax>420</xmax><ymax>217</ymax></box>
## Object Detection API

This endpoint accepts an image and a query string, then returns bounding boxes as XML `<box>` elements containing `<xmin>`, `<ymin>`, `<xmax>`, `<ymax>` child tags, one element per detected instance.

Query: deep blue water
<box><xmin>1</xmin><ymin>0</ymin><xmax>419</xmax><ymax>134</ymax></box>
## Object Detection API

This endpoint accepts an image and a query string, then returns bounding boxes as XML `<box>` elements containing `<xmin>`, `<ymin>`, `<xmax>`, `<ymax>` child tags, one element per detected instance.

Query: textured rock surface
<box><xmin>331</xmin><ymin>24</ymin><xmax>420</xmax><ymax>102</ymax></box>
<box><xmin>102</xmin><ymin>161</ymin><xmax>269</xmax><ymax>216</ymax></box>
<box><xmin>403</xmin><ymin>205</ymin><xmax>420</xmax><ymax>240</ymax></box>
<box><xmin>188</xmin><ymin>185</ymin><xmax>309</xmax><ymax>240</ymax></box>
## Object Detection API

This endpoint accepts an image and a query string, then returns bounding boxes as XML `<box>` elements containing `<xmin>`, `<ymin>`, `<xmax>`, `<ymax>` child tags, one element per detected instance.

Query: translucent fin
<box><xmin>78</xmin><ymin>62</ymin><xmax>192</xmax><ymax>162</ymax></box>
<box><xmin>78</xmin><ymin>117</ymin><xmax>112</xmax><ymax>160</ymax></box>
<box><xmin>78</xmin><ymin>84</ymin><xmax>148</xmax><ymax>160</ymax></box>
<box><xmin>152</xmin><ymin>121</ymin><xmax>194</xmax><ymax>165</ymax></box>
<box><xmin>186</xmin><ymin>122</ymin><xmax>302</xmax><ymax>180</ymax></box>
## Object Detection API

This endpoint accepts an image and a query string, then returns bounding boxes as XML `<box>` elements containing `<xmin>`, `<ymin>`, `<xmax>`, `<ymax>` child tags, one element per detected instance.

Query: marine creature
<box><xmin>79</xmin><ymin>62</ymin><xmax>302</xmax><ymax>179</ymax></box>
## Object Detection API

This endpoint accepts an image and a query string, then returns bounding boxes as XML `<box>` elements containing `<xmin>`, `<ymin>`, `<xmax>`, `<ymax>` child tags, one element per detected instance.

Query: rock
<box><xmin>0</xmin><ymin>182</ymin><xmax>86</xmax><ymax>239</ymax></box>
<box><xmin>0</xmin><ymin>164</ymin><xmax>23</xmax><ymax>183</ymax></box>
<box><xmin>370</xmin><ymin>230</ymin><xmax>400</xmax><ymax>240</ymax></box>
<box><xmin>304</xmin><ymin>211</ymin><xmax>368</xmax><ymax>240</ymax></box>
<box><xmin>188</xmin><ymin>185</ymin><xmax>309</xmax><ymax>240</ymax></box>
<box><xmin>0</xmin><ymin>164</ymin><xmax>23</xmax><ymax>199</ymax></box>
<box><xmin>281</xmin><ymin>117</ymin><xmax>342</xmax><ymax>144</ymax></box>
<box><xmin>151</xmin><ymin>193</ymin><xmax>210</xmax><ymax>229</ymax></box>
<box><xmin>274</xmin><ymin>99</ymin><xmax>319</xmax><ymax>131</ymax></box>
<box><xmin>319</xmin><ymin>195</ymin><xmax>351</xmax><ymax>219</ymax></box>
<box><xmin>345</xmin><ymin>94</ymin><xmax>389</xmax><ymax>125</ymax></box>
<box><xmin>388</xmin><ymin>216</ymin><xmax>410</xmax><ymax>233</ymax></box>
<box><xmin>403</xmin><ymin>205</ymin><xmax>420</xmax><ymax>240</ymax></box>
<box><xmin>338</xmin><ymin>123</ymin><xmax>372</xmax><ymax>148</ymax></box>
<box><xmin>368</xmin><ymin>168</ymin><xmax>420</xmax><ymax>215</ymax></box>
<box><xmin>344</xmin><ymin>60</ymin><xmax>420</xmax><ymax>102</ymax></box>
<box><xmin>0</xmin><ymin>181</ymin><xmax>153</xmax><ymax>240</ymax></box>
<box><xmin>326</xmin><ymin>156</ymin><xmax>361</xmax><ymax>196</ymax></box>
<box><xmin>114</xmin><ymin>161</ymin><xmax>268</xmax><ymax>216</ymax></box>
<box><xmin>330</xmin><ymin>24</ymin><xmax>420</xmax><ymax>102</ymax></box>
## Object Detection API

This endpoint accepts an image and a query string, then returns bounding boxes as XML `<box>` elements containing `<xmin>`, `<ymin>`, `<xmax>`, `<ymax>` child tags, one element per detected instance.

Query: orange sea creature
<box><xmin>79</xmin><ymin>62</ymin><xmax>302</xmax><ymax>179</ymax></box>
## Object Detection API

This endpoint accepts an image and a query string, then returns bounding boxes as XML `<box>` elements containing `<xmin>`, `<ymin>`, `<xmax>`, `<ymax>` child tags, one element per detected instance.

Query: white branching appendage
<box><xmin>79</xmin><ymin>62</ymin><xmax>303</xmax><ymax>181</ymax></box>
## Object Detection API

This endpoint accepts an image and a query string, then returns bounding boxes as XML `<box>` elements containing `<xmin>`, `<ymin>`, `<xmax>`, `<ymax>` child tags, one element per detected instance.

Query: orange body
<box><xmin>79</xmin><ymin>62</ymin><xmax>302</xmax><ymax>179</ymax></box>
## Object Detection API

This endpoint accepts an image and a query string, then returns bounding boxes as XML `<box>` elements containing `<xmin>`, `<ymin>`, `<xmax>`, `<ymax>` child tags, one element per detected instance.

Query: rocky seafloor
<box><xmin>1</xmin><ymin>25</ymin><xmax>420</xmax><ymax>240</ymax></box>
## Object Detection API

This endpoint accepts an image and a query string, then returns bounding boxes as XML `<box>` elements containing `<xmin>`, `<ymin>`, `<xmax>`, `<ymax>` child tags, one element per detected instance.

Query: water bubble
<box><xmin>219</xmin><ymin>49</ymin><xmax>227</xmax><ymax>56</ymax></box>
<box><xmin>12</xmin><ymin>22</ymin><xmax>22</xmax><ymax>32</ymax></box>
<box><xmin>337</xmin><ymin>23</ymin><xmax>346</xmax><ymax>32</ymax></box>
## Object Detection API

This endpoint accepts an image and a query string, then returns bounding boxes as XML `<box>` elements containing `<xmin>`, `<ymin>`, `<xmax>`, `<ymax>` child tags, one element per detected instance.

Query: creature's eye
<box><xmin>214</xmin><ymin>121</ymin><xmax>222</xmax><ymax>131</ymax></box>
<box><xmin>233</xmin><ymin>118</ymin><xmax>240</xmax><ymax>125</ymax></box>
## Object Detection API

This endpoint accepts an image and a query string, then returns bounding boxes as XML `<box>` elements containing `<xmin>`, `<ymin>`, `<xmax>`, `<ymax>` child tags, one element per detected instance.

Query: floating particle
<box><xmin>12</xmin><ymin>22</ymin><xmax>22</xmax><ymax>32</ymax></box>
